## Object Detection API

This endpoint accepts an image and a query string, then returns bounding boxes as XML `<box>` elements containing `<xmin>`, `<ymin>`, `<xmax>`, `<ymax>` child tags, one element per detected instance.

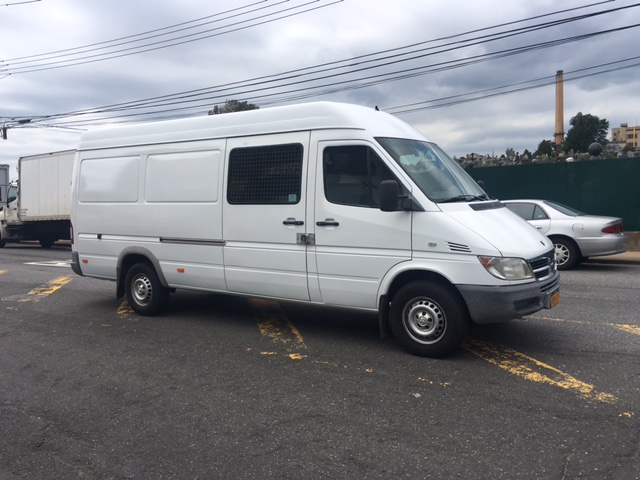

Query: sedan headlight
<box><xmin>478</xmin><ymin>256</ymin><xmax>534</xmax><ymax>280</ymax></box>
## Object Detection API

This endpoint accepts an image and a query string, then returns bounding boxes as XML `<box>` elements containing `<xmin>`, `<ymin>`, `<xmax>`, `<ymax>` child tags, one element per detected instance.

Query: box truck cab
<box><xmin>70</xmin><ymin>102</ymin><xmax>559</xmax><ymax>357</ymax></box>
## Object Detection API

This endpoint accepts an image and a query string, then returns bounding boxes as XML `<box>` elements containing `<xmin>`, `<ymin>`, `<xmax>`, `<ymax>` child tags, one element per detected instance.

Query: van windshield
<box><xmin>376</xmin><ymin>137</ymin><xmax>488</xmax><ymax>203</ymax></box>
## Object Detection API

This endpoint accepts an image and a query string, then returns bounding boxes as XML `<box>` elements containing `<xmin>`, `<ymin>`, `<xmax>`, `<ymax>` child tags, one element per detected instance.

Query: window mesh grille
<box><xmin>228</xmin><ymin>143</ymin><xmax>303</xmax><ymax>204</ymax></box>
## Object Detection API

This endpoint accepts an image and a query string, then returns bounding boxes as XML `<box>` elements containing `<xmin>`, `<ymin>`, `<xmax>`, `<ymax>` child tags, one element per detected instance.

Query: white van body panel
<box><xmin>74</xmin><ymin>139</ymin><xmax>227</xmax><ymax>291</ymax></box>
<box><xmin>435</xmin><ymin>203</ymin><xmax>552</xmax><ymax>260</ymax></box>
<box><xmin>71</xmin><ymin>101</ymin><xmax>559</xmax><ymax>351</ymax></box>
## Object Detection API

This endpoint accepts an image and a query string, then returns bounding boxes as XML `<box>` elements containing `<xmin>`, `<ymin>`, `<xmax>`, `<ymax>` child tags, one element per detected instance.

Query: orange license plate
<box><xmin>550</xmin><ymin>291</ymin><xmax>560</xmax><ymax>308</ymax></box>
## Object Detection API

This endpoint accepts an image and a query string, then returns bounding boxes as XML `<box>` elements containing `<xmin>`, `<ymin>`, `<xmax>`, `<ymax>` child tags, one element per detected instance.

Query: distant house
<box><xmin>611</xmin><ymin>123</ymin><xmax>639</xmax><ymax>150</ymax></box>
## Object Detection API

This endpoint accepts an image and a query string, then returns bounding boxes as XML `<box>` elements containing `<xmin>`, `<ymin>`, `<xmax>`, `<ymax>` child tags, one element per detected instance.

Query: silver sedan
<box><xmin>502</xmin><ymin>199</ymin><xmax>629</xmax><ymax>270</ymax></box>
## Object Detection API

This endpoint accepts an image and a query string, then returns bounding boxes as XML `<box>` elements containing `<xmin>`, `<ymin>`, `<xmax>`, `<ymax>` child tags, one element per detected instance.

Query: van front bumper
<box><xmin>457</xmin><ymin>270</ymin><xmax>560</xmax><ymax>324</ymax></box>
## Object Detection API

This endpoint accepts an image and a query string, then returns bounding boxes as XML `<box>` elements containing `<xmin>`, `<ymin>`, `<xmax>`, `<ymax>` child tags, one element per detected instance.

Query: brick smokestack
<box><xmin>554</xmin><ymin>70</ymin><xmax>564</xmax><ymax>152</ymax></box>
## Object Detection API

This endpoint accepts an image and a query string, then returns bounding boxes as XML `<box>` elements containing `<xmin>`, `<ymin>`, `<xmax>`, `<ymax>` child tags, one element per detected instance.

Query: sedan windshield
<box><xmin>376</xmin><ymin>137</ymin><xmax>487</xmax><ymax>202</ymax></box>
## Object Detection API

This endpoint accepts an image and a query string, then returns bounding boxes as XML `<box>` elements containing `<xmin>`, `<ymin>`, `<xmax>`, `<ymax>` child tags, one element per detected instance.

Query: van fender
<box><xmin>378</xmin><ymin>259</ymin><xmax>459</xmax><ymax>299</ymax></box>
<box><xmin>376</xmin><ymin>259</ymin><xmax>468</xmax><ymax>338</ymax></box>
<box><xmin>116</xmin><ymin>246</ymin><xmax>169</xmax><ymax>298</ymax></box>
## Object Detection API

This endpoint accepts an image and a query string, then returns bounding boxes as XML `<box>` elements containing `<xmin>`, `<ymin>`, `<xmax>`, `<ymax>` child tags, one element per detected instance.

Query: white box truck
<box><xmin>0</xmin><ymin>150</ymin><xmax>74</xmax><ymax>248</ymax></box>
<box><xmin>70</xmin><ymin>102</ymin><xmax>560</xmax><ymax>357</ymax></box>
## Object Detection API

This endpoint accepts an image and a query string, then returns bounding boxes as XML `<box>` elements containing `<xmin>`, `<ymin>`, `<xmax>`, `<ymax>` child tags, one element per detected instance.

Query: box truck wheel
<box><xmin>125</xmin><ymin>263</ymin><xmax>170</xmax><ymax>316</ymax></box>
<box><xmin>39</xmin><ymin>238</ymin><xmax>55</xmax><ymax>248</ymax></box>
<box><xmin>389</xmin><ymin>281</ymin><xmax>469</xmax><ymax>358</ymax></box>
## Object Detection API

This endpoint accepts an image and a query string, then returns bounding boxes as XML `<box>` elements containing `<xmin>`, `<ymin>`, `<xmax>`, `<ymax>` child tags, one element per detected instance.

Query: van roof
<box><xmin>77</xmin><ymin>101</ymin><xmax>430</xmax><ymax>151</ymax></box>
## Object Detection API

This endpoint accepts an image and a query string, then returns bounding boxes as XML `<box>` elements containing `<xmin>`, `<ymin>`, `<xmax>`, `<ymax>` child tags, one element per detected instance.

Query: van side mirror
<box><xmin>380</xmin><ymin>180</ymin><xmax>400</xmax><ymax>212</ymax></box>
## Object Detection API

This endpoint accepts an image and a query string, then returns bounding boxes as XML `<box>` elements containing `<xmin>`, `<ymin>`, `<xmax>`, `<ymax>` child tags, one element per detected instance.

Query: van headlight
<box><xmin>478</xmin><ymin>256</ymin><xmax>534</xmax><ymax>280</ymax></box>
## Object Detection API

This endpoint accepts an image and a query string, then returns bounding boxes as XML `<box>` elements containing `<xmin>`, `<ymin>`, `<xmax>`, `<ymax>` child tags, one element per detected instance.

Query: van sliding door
<box><xmin>223</xmin><ymin>133</ymin><xmax>311</xmax><ymax>301</ymax></box>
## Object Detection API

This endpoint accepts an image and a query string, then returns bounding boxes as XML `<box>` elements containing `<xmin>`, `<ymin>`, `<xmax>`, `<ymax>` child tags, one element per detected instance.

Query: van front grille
<box><xmin>529</xmin><ymin>250</ymin><xmax>556</xmax><ymax>281</ymax></box>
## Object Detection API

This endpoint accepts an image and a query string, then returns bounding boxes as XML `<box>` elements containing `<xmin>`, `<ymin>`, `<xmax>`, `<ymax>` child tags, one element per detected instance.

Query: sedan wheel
<box><xmin>553</xmin><ymin>238</ymin><xmax>579</xmax><ymax>270</ymax></box>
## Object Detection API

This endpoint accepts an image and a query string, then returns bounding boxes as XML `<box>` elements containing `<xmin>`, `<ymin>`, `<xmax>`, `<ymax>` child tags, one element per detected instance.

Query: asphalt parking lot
<box><xmin>1</xmin><ymin>244</ymin><xmax>639</xmax><ymax>479</ymax></box>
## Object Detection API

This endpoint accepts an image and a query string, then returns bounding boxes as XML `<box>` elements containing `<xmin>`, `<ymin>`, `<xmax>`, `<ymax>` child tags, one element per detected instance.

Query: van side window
<box><xmin>228</xmin><ymin>143</ymin><xmax>303</xmax><ymax>204</ymax></box>
<box><xmin>323</xmin><ymin>146</ymin><xmax>395</xmax><ymax>207</ymax></box>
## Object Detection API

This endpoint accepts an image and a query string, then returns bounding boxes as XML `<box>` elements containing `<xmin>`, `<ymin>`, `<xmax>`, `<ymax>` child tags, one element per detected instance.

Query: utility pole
<box><xmin>554</xmin><ymin>70</ymin><xmax>564</xmax><ymax>153</ymax></box>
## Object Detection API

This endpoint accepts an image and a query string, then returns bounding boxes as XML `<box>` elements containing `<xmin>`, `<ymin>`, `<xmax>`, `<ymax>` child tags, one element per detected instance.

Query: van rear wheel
<box><xmin>389</xmin><ymin>281</ymin><xmax>469</xmax><ymax>358</ymax></box>
<box><xmin>125</xmin><ymin>263</ymin><xmax>169</xmax><ymax>316</ymax></box>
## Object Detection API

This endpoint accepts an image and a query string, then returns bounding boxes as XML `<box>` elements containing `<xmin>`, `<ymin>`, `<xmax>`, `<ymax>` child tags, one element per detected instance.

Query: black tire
<box><xmin>124</xmin><ymin>263</ymin><xmax>170</xmax><ymax>316</ymax></box>
<box><xmin>39</xmin><ymin>238</ymin><xmax>55</xmax><ymax>248</ymax></box>
<box><xmin>552</xmin><ymin>237</ymin><xmax>579</xmax><ymax>270</ymax></box>
<box><xmin>389</xmin><ymin>281</ymin><xmax>469</xmax><ymax>358</ymax></box>
<box><xmin>0</xmin><ymin>239</ymin><xmax>5</xmax><ymax>248</ymax></box>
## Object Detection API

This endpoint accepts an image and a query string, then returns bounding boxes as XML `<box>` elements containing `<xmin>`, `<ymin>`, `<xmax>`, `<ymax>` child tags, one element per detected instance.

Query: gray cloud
<box><xmin>1</xmin><ymin>0</ymin><xmax>639</xmax><ymax>178</ymax></box>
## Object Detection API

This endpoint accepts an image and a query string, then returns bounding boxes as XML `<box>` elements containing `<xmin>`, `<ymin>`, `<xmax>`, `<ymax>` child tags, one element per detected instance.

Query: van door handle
<box><xmin>283</xmin><ymin>218</ymin><xmax>304</xmax><ymax>226</ymax></box>
<box><xmin>316</xmin><ymin>219</ymin><xmax>339</xmax><ymax>227</ymax></box>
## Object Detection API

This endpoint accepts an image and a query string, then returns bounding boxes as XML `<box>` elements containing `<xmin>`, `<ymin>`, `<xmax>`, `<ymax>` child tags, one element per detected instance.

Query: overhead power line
<box><xmin>2</xmin><ymin>0</ymin><xmax>41</xmax><ymax>5</ymax></box>
<box><xmin>31</xmin><ymin>0</ymin><xmax>636</xmax><ymax>122</ymax></box>
<box><xmin>3</xmin><ymin>0</ymin><xmax>271</xmax><ymax>62</ymax></box>
<box><xmin>384</xmin><ymin>57</ymin><xmax>640</xmax><ymax>115</ymax></box>
<box><xmin>27</xmin><ymin>22</ymin><xmax>640</xmax><ymax>128</ymax></box>
<box><xmin>0</xmin><ymin>0</ymin><xmax>343</xmax><ymax>75</ymax></box>
<box><xmin>3</xmin><ymin>1</ymin><xmax>639</xmax><ymax>132</ymax></box>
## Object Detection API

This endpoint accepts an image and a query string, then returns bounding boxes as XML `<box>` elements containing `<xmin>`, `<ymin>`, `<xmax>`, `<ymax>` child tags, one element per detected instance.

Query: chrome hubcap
<box><xmin>555</xmin><ymin>244</ymin><xmax>569</xmax><ymax>266</ymax></box>
<box><xmin>404</xmin><ymin>298</ymin><xmax>446</xmax><ymax>344</ymax></box>
<box><xmin>132</xmin><ymin>274</ymin><xmax>152</xmax><ymax>306</ymax></box>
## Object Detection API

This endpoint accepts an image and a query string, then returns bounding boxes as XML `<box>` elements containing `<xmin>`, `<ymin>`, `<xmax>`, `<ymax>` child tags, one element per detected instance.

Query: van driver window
<box><xmin>228</xmin><ymin>143</ymin><xmax>303</xmax><ymax>204</ymax></box>
<box><xmin>323</xmin><ymin>146</ymin><xmax>396</xmax><ymax>208</ymax></box>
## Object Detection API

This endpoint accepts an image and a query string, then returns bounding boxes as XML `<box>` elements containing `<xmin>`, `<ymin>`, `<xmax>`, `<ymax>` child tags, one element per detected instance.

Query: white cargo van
<box><xmin>70</xmin><ymin>102</ymin><xmax>559</xmax><ymax>357</ymax></box>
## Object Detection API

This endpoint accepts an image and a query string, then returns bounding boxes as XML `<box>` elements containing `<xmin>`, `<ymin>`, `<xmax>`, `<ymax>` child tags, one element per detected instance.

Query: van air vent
<box><xmin>447</xmin><ymin>242</ymin><xmax>472</xmax><ymax>253</ymax></box>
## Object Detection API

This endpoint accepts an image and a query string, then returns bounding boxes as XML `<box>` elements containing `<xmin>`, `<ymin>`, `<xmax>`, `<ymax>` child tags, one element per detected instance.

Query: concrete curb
<box><xmin>586</xmin><ymin>252</ymin><xmax>640</xmax><ymax>265</ymax></box>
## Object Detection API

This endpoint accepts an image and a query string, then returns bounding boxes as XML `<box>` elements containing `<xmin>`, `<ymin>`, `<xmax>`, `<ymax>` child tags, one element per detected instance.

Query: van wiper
<box><xmin>440</xmin><ymin>194</ymin><xmax>488</xmax><ymax>203</ymax></box>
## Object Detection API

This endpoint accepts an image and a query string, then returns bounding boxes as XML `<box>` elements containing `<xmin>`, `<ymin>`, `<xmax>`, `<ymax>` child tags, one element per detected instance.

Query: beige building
<box><xmin>611</xmin><ymin>123</ymin><xmax>639</xmax><ymax>149</ymax></box>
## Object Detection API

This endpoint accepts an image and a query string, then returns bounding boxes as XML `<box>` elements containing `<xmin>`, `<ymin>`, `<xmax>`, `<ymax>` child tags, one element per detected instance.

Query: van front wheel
<box><xmin>389</xmin><ymin>281</ymin><xmax>469</xmax><ymax>358</ymax></box>
<box><xmin>125</xmin><ymin>263</ymin><xmax>169</xmax><ymax>316</ymax></box>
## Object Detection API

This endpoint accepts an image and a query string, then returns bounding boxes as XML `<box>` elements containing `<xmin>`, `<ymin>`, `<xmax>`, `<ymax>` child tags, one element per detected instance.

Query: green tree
<box><xmin>622</xmin><ymin>144</ymin><xmax>635</xmax><ymax>154</ymax></box>
<box><xmin>534</xmin><ymin>139</ymin><xmax>553</xmax><ymax>157</ymax></box>
<box><xmin>208</xmin><ymin>100</ymin><xmax>259</xmax><ymax>115</ymax></box>
<box><xmin>564</xmin><ymin>113</ymin><xmax>609</xmax><ymax>153</ymax></box>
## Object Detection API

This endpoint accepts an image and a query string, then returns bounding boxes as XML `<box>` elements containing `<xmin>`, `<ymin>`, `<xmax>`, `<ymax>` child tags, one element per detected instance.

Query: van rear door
<box><xmin>223</xmin><ymin>133</ymin><xmax>310</xmax><ymax>301</ymax></box>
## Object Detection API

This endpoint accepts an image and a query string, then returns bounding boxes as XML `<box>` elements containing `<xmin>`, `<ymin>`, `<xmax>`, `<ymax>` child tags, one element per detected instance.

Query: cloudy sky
<box><xmin>1</xmin><ymin>0</ymin><xmax>639</xmax><ymax>179</ymax></box>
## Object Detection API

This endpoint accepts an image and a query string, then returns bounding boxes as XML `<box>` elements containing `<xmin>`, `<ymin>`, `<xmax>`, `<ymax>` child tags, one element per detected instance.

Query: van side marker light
<box><xmin>82</xmin><ymin>259</ymin><xmax>88</xmax><ymax>264</ymax></box>
<box><xmin>177</xmin><ymin>268</ymin><xmax>185</xmax><ymax>273</ymax></box>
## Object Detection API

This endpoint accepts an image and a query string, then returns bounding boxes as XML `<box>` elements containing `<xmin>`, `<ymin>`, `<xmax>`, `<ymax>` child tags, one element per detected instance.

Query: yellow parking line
<box><xmin>533</xmin><ymin>317</ymin><xmax>640</xmax><ymax>337</ymax></box>
<box><xmin>612</xmin><ymin>324</ymin><xmax>640</xmax><ymax>336</ymax></box>
<box><xmin>0</xmin><ymin>270</ymin><xmax>7</xmax><ymax>275</ymax></box>
<box><xmin>16</xmin><ymin>276</ymin><xmax>73</xmax><ymax>303</ymax></box>
<box><xmin>463</xmin><ymin>338</ymin><xmax>617</xmax><ymax>404</ymax></box>
<box><xmin>26</xmin><ymin>276</ymin><xmax>72</xmax><ymax>297</ymax></box>
<box><xmin>249</xmin><ymin>298</ymin><xmax>308</xmax><ymax>358</ymax></box>
<box><xmin>117</xmin><ymin>300</ymin><xmax>135</xmax><ymax>315</ymax></box>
